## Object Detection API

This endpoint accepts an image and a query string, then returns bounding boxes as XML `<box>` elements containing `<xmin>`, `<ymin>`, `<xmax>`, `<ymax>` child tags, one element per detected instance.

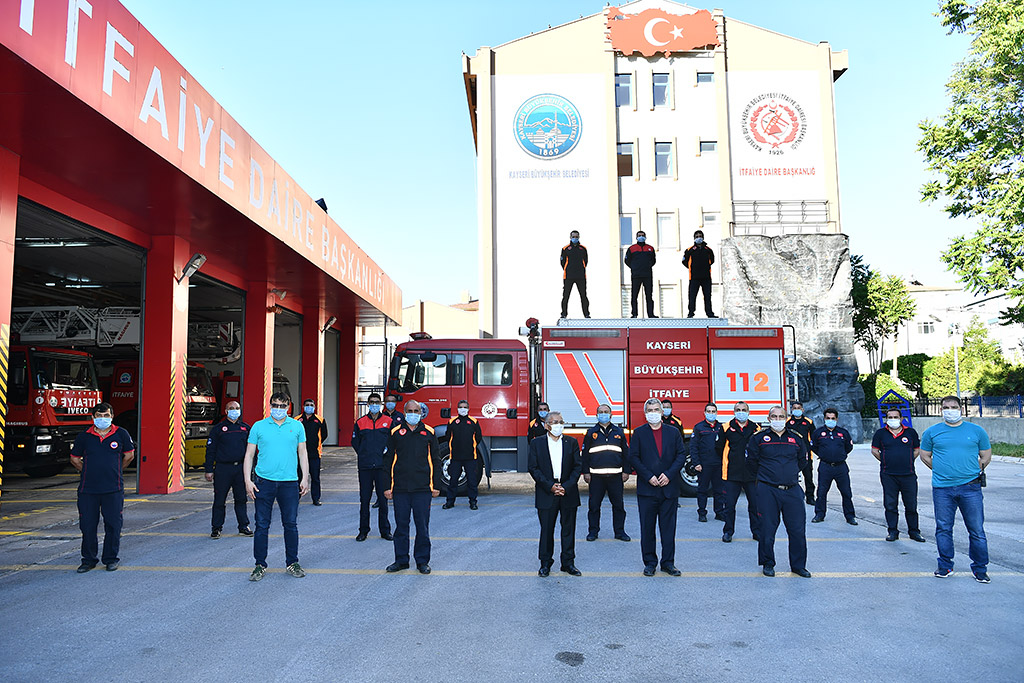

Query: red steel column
<box><xmin>0</xmin><ymin>147</ymin><xmax>20</xmax><ymax>504</ymax></box>
<box><xmin>301</xmin><ymin>304</ymin><xmax>325</xmax><ymax>411</ymax></box>
<box><xmin>138</xmin><ymin>235</ymin><xmax>191</xmax><ymax>494</ymax></box>
<box><xmin>337</xmin><ymin>323</ymin><xmax>357</xmax><ymax>446</ymax></box>
<box><xmin>243</xmin><ymin>283</ymin><xmax>275</xmax><ymax>423</ymax></box>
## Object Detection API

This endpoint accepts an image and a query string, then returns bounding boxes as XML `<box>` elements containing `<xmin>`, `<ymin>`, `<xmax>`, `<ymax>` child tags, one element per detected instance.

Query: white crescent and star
<box><xmin>643</xmin><ymin>18</ymin><xmax>685</xmax><ymax>46</ymax></box>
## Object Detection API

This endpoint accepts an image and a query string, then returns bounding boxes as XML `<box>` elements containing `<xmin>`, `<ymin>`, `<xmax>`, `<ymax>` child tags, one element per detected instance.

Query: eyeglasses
<box><xmin>270</xmin><ymin>403</ymin><xmax>289</xmax><ymax>409</ymax></box>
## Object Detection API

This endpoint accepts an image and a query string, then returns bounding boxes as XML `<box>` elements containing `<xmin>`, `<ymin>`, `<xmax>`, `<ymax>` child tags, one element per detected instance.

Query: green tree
<box><xmin>918</xmin><ymin>0</ymin><xmax>1024</xmax><ymax>324</ymax></box>
<box><xmin>922</xmin><ymin>317</ymin><xmax>1006</xmax><ymax>395</ymax></box>
<box><xmin>879</xmin><ymin>353</ymin><xmax>932</xmax><ymax>395</ymax></box>
<box><xmin>851</xmin><ymin>256</ymin><xmax>918</xmax><ymax>374</ymax></box>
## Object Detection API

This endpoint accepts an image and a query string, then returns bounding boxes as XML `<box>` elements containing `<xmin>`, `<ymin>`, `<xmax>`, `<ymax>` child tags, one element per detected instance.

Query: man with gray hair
<box><xmin>528</xmin><ymin>411</ymin><xmax>583</xmax><ymax>577</ymax></box>
<box><xmin>628</xmin><ymin>398</ymin><xmax>686</xmax><ymax>576</ymax></box>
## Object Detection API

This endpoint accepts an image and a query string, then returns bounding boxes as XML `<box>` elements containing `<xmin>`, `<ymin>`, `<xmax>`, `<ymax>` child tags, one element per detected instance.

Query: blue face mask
<box><xmin>637</xmin><ymin>236</ymin><xmax>646</xmax><ymax>243</ymax></box>
<box><xmin>368</xmin><ymin>403</ymin><xmax>381</xmax><ymax>414</ymax></box>
<box><xmin>385</xmin><ymin>401</ymin><xmax>396</xmax><ymax>411</ymax></box>
<box><xmin>304</xmin><ymin>405</ymin><xmax>315</xmax><ymax>415</ymax></box>
<box><xmin>792</xmin><ymin>409</ymin><xmax>803</xmax><ymax>418</ymax></box>
<box><xmin>537</xmin><ymin>410</ymin><xmax>549</xmax><ymax>419</ymax></box>
<box><xmin>705</xmin><ymin>412</ymin><xmax>717</xmax><ymax>423</ymax></box>
<box><xmin>93</xmin><ymin>417</ymin><xmax>113</xmax><ymax>431</ymax></box>
<box><xmin>694</xmin><ymin>237</ymin><xmax>704</xmax><ymax>244</ymax></box>
<box><xmin>663</xmin><ymin>407</ymin><xmax>673</xmax><ymax>417</ymax></box>
<box><xmin>405</xmin><ymin>412</ymin><xmax>422</xmax><ymax>426</ymax></box>
<box><xmin>824</xmin><ymin>419</ymin><xmax>837</xmax><ymax>429</ymax></box>
<box><xmin>226</xmin><ymin>409</ymin><xmax>241</xmax><ymax>421</ymax></box>
<box><xmin>596</xmin><ymin>413</ymin><xmax>611</xmax><ymax>424</ymax></box>
<box><xmin>570</xmin><ymin>237</ymin><xmax>579</xmax><ymax>244</ymax></box>
<box><xmin>270</xmin><ymin>407</ymin><xmax>288</xmax><ymax>421</ymax></box>
<box><xmin>734</xmin><ymin>411</ymin><xmax>749</xmax><ymax>422</ymax></box>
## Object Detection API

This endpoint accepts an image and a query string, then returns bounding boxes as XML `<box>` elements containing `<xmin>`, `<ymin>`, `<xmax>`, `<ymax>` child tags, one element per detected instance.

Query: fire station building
<box><xmin>0</xmin><ymin>1</ymin><xmax>400</xmax><ymax>495</ymax></box>
<box><xmin>463</xmin><ymin>0</ymin><xmax>847</xmax><ymax>338</ymax></box>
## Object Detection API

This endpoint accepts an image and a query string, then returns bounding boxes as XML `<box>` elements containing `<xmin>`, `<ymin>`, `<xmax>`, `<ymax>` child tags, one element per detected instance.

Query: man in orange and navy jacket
<box><xmin>716</xmin><ymin>401</ymin><xmax>760</xmax><ymax>543</ymax></box>
<box><xmin>560</xmin><ymin>230</ymin><xmax>590</xmax><ymax>319</ymax></box>
<box><xmin>351</xmin><ymin>392</ymin><xmax>393</xmax><ymax>542</ymax></box>
<box><xmin>442</xmin><ymin>400</ymin><xmax>484</xmax><ymax>510</ymax></box>
<box><xmin>298</xmin><ymin>398</ymin><xmax>329</xmax><ymax>506</ymax></box>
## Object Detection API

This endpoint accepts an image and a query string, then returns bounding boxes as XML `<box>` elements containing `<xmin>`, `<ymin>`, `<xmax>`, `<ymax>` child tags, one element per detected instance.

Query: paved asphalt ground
<box><xmin>1</xmin><ymin>445</ymin><xmax>1022</xmax><ymax>682</ymax></box>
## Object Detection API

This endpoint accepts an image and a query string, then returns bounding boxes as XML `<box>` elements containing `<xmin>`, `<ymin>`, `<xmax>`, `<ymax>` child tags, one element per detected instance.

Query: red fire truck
<box><xmin>386</xmin><ymin>319</ymin><xmax>795</xmax><ymax>495</ymax></box>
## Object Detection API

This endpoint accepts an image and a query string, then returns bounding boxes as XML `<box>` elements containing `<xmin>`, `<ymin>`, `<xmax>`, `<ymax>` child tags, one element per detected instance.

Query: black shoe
<box><xmin>239</xmin><ymin>527</ymin><xmax>254</xmax><ymax>536</ymax></box>
<box><xmin>76</xmin><ymin>563</ymin><xmax>96</xmax><ymax>574</ymax></box>
<box><xmin>805</xmin><ymin>495</ymin><xmax>815</xmax><ymax>505</ymax></box>
<box><xmin>686</xmin><ymin>313</ymin><xmax>695</xmax><ymax>318</ymax></box>
<box><xmin>442</xmin><ymin>502</ymin><xmax>455</xmax><ymax>510</ymax></box>
<box><xmin>371</xmin><ymin>501</ymin><xmax>380</xmax><ymax>509</ymax></box>
<box><xmin>586</xmin><ymin>534</ymin><xmax>597</xmax><ymax>542</ymax></box>
<box><xmin>615</xmin><ymin>533</ymin><xmax>631</xmax><ymax>542</ymax></box>
<box><xmin>707</xmin><ymin>314</ymin><xmax>718</xmax><ymax>318</ymax></box>
<box><xmin>417</xmin><ymin>564</ymin><xmax>431</xmax><ymax>575</ymax></box>
<box><xmin>974</xmin><ymin>572</ymin><xmax>991</xmax><ymax>584</ymax></box>
<box><xmin>846</xmin><ymin>517</ymin><xmax>859</xmax><ymax>526</ymax></box>
<box><xmin>752</xmin><ymin>533</ymin><xmax>760</xmax><ymax>542</ymax></box>
<box><xmin>469</xmin><ymin>501</ymin><xmax>478</xmax><ymax>510</ymax></box>
<box><xmin>538</xmin><ymin>566</ymin><xmax>551</xmax><ymax>577</ymax></box>
<box><xmin>811</xmin><ymin>516</ymin><xmax>824</xmax><ymax>523</ymax></box>
<box><xmin>584</xmin><ymin>315</ymin><xmax>591</xmax><ymax>319</ymax></box>
<box><xmin>561</xmin><ymin>565</ymin><xmax>582</xmax><ymax>576</ymax></box>
<box><xmin>643</xmin><ymin>565</ymin><xmax>656</xmax><ymax>577</ymax></box>
<box><xmin>698</xmin><ymin>511</ymin><xmax>708</xmax><ymax>523</ymax></box>
<box><xmin>385</xmin><ymin>562</ymin><xmax>409</xmax><ymax>573</ymax></box>
<box><xmin>792</xmin><ymin>568</ymin><xmax>812</xmax><ymax>578</ymax></box>
<box><xmin>649</xmin><ymin>315</ymin><xmax>659</xmax><ymax>319</ymax></box>
<box><xmin>661</xmin><ymin>564</ymin><xmax>681</xmax><ymax>577</ymax></box>
<box><xmin>312</xmin><ymin>500</ymin><xmax>323</xmax><ymax>506</ymax></box>
<box><xmin>763</xmin><ymin>566</ymin><xmax>775</xmax><ymax>577</ymax></box>
<box><xmin>714</xmin><ymin>513</ymin><xmax>726</xmax><ymax>522</ymax></box>
<box><xmin>886</xmin><ymin>531</ymin><xmax>899</xmax><ymax>542</ymax></box>
<box><xmin>381</xmin><ymin>532</ymin><xmax>394</xmax><ymax>541</ymax></box>
<box><xmin>210</xmin><ymin>529</ymin><xmax>222</xmax><ymax>539</ymax></box>
<box><xmin>722</xmin><ymin>533</ymin><xmax>733</xmax><ymax>543</ymax></box>
<box><xmin>630</xmin><ymin>315</ymin><xmax>638</xmax><ymax>319</ymax></box>
<box><xmin>105</xmin><ymin>561</ymin><xmax>119</xmax><ymax>572</ymax></box>
<box><xmin>909</xmin><ymin>532</ymin><xmax>926</xmax><ymax>543</ymax></box>
<box><xmin>356</xmin><ymin>532</ymin><xmax>369</xmax><ymax>542</ymax></box>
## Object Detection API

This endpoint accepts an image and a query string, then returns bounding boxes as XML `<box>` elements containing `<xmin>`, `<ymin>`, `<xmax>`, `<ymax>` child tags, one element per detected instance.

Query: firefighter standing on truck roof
<box><xmin>787</xmin><ymin>401</ymin><xmax>816</xmax><ymax>505</ymax></box>
<box><xmin>717</xmin><ymin>402</ymin><xmax>759</xmax><ymax>543</ymax></box>
<box><xmin>560</xmin><ymin>230</ymin><xmax>591</xmax><ymax>319</ymax></box>
<box><xmin>582</xmin><ymin>404</ymin><xmax>630</xmax><ymax>542</ymax></box>
<box><xmin>529</xmin><ymin>402</ymin><xmax>550</xmax><ymax>442</ymax></box>
<box><xmin>682</xmin><ymin>229</ymin><xmax>717</xmax><ymax>319</ymax></box>
<box><xmin>204</xmin><ymin>400</ymin><xmax>253</xmax><ymax>539</ymax></box>
<box><xmin>442</xmin><ymin>399</ymin><xmax>484</xmax><ymax>510</ymax></box>
<box><xmin>624</xmin><ymin>230</ymin><xmax>657</xmax><ymax>319</ymax></box>
<box><xmin>297</xmin><ymin>398</ymin><xmax>328</xmax><ymax>506</ymax></box>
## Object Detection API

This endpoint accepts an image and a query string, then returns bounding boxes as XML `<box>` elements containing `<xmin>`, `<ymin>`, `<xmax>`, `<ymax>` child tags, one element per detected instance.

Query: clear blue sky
<box><xmin>120</xmin><ymin>0</ymin><xmax>973</xmax><ymax>306</ymax></box>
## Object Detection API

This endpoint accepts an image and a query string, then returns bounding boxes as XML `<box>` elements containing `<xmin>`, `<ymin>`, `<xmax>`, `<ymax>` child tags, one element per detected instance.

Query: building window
<box><xmin>653</xmin><ymin>73</ymin><xmax>670</xmax><ymax>107</ymax></box>
<box><xmin>657</xmin><ymin>213</ymin><xmax>677</xmax><ymax>250</ymax></box>
<box><xmin>917</xmin><ymin>322</ymin><xmax>936</xmax><ymax>335</ymax></box>
<box><xmin>655</xmin><ymin>141</ymin><xmax>673</xmax><ymax>177</ymax></box>
<box><xmin>697</xmin><ymin>72</ymin><xmax>714</xmax><ymax>84</ymax></box>
<box><xmin>702</xmin><ymin>212</ymin><xmax>720</xmax><ymax>229</ymax></box>
<box><xmin>621</xmin><ymin>286</ymin><xmax>631</xmax><ymax>318</ymax></box>
<box><xmin>473</xmin><ymin>354</ymin><xmax>513</xmax><ymax>386</ymax></box>
<box><xmin>617</xmin><ymin>143</ymin><xmax>634</xmax><ymax>177</ymax></box>
<box><xmin>699</xmin><ymin>141</ymin><xmax>717</xmax><ymax>154</ymax></box>
<box><xmin>614</xmin><ymin>73</ymin><xmax>632</xmax><ymax>107</ymax></box>
<box><xmin>619</xmin><ymin>214</ymin><xmax>635</xmax><ymax>246</ymax></box>
<box><xmin>659</xmin><ymin>283</ymin><xmax>680</xmax><ymax>318</ymax></box>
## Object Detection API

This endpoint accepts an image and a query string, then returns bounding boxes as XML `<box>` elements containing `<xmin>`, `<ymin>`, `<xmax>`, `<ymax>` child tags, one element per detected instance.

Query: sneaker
<box><xmin>210</xmin><ymin>529</ymin><xmax>222</xmax><ymax>539</ymax></box>
<box><xmin>249</xmin><ymin>565</ymin><xmax>266</xmax><ymax>582</ymax></box>
<box><xmin>239</xmin><ymin>527</ymin><xmax>254</xmax><ymax>536</ymax></box>
<box><xmin>934</xmin><ymin>568</ymin><xmax>952</xmax><ymax>578</ymax></box>
<box><xmin>286</xmin><ymin>562</ymin><xmax>306</xmax><ymax>578</ymax></box>
<box><xmin>105</xmin><ymin>561</ymin><xmax>119</xmax><ymax>571</ymax></box>
<box><xmin>974</xmin><ymin>572</ymin><xmax>991</xmax><ymax>584</ymax></box>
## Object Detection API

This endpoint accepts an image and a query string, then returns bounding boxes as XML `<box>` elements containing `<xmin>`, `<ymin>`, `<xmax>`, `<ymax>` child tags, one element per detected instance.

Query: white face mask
<box><xmin>942</xmin><ymin>408</ymin><xmax>962</xmax><ymax>424</ymax></box>
<box><xmin>549</xmin><ymin>424</ymin><xmax>564</xmax><ymax>437</ymax></box>
<box><xmin>769</xmin><ymin>419</ymin><xmax>787</xmax><ymax>432</ymax></box>
<box><xmin>457</xmin><ymin>407</ymin><xmax>469</xmax><ymax>417</ymax></box>
<box><xmin>886</xmin><ymin>418</ymin><xmax>902</xmax><ymax>430</ymax></box>
<box><xmin>646</xmin><ymin>411</ymin><xmax>662</xmax><ymax>424</ymax></box>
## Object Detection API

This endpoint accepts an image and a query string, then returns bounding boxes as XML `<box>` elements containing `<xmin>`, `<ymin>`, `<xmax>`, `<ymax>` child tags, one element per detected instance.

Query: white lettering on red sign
<box><xmin>648</xmin><ymin>388</ymin><xmax>691</xmax><ymax>398</ymax></box>
<box><xmin>633</xmin><ymin>364</ymin><xmax>704</xmax><ymax>376</ymax></box>
<box><xmin>645</xmin><ymin>341</ymin><xmax>691</xmax><ymax>350</ymax></box>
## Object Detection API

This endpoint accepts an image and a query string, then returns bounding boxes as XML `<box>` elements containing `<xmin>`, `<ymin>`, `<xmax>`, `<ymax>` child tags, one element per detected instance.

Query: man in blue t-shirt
<box><xmin>919</xmin><ymin>395</ymin><xmax>992</xmax><ymax>583</ymax></box>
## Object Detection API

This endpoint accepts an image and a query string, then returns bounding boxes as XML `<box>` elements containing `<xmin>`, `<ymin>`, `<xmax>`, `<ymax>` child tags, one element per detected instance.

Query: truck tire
<box><xmin>23</xmin><ymin>463</ymin><xmax>66</xmax><ymax>478</ymax></box>
<box><xmin>679</xmin><ymin>470</ymin><xmax>699</xmax><ymax>498</ymax></box>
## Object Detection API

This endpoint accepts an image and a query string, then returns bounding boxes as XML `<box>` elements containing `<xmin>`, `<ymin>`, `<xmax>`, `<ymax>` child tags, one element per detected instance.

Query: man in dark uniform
<box><xmin>661</xmin><ymin>400</ymin><xmax>684</xmax><ymax>433</ymax></box>
<box><xmin>297</xmin><ymin>398</ymin><xmax>329</xmax><ymax>506</ymax></box>
<box><xmin>624</xmin><ymin>230</ymin><xmax>657</xmax><ymax>318</ymax></box>
<box><xmin>351</xmin><ymin>392</ymin><xmax>393</xmax><ymax>542</ymax></box>
<box><xmin>717</xmin><ymin>401</ymin><xmax>759</xmax><ymax>543</ymax></box>
<box><xmin>689</xmin><ymin>403</ymin><xmax>725</xmax><ymax>523</ymax></box>
<box><xmin>442</xmin><ymin>399</ymin><xmax>484</xmax><ymax>510</ymax></box>
<box><xmin>582</xmin><ymin>403</ymin><xmax>630</xmax><ymax>542</ymax></box>
<box><xmin>746</xmin><ymin>406</ymin><xmax>811</xmax><ymax>577</ymax></box>
<box><xmin>811</xmin><ymin>407</ymin><xmax>857</xmax><ymax>525</ymax></box>
<box><xmin>528</xmin><ymin>411</ymin><xmax>583</xmax><ymax>576</ymax></box>
<box><xmin>528</xmin><ymin>402</ymin><xmax>550</xmax><ymax>442</ymax></box>
<box><xmin>376</xmin><ymin>394</ymin><xmax>404</xmax><ymax>510</ymax></box>
<box><xmin>384</xmin><ymin>400</ymin><xmax>440</xmax><ymax>574</ymax></box>
<box><xmin>204</xmin><ymin>399</ymin><xmax>253</xmax><ymax>538</ymax></box>
<box><xmin>629</xmin><ymin>399</ymin><xmax>686</xmax><ymax>576</ymax></box>
<box><xmin>682</xmin><ymin>229</ymin><xmax>716</xmax><ymax>318</ymax></box>
<box><xmin>871</xmin><ymin>408</ymin><xmax>925</xmax><ymax>543</ymax></box>
<box><xmin>560</xmin><ymin>230</ymin><xmax>590</xmax><ymax>319</ymax></box>
<box><xmin>70</xmin><ymin>402</ymin><xmax>135</xmax><ymax>573</ymax></box>
<box><xmin>787</xmin><ymin>401</ymin><xmax>816</xmax><ymax>504</ymax></box>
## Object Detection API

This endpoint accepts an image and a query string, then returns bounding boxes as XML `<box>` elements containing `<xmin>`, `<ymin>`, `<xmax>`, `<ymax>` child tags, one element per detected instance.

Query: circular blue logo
<box><xmin>514</xmin><ymin>94</ymin><xmax>582</xmax><ymax>159</ymax></box>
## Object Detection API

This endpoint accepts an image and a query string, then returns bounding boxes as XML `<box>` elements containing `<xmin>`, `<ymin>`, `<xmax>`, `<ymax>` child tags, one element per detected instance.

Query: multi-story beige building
<box><xmin>463</xmin><ymin>0</ymin><xmax>848</xmax><ymax>338</ymax></box>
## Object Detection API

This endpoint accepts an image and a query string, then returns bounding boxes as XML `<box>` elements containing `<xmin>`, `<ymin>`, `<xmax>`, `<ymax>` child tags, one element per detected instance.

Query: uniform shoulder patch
<box><xmin>399</xmin><ymin>428</ymin><xmax>407</xmax><ymax>436</ymax></box>
<box><xmin>788</xmin><ymin>437</ymin><xmax>796</xmax><ymax>444</ymax></box>
<box><xmin>391</xmin><ymin>424</ymin><xmax>403</xmax><ymax>434</ymax></box>
<box><xmin>763</xmin><ymin>435</ymin><xmax>771</xmax><ymax>441</ymax></box>
<box><xmin>423</xmin><ymin>424</ymin><xmax>435</xmax><ymax>434</ymax></box>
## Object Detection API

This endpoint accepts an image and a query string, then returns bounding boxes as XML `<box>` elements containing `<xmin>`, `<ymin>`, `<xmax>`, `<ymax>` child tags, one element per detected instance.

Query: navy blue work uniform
<box><xmin>528</xmin><ymin>435</ymin><xmax>583</xmax><ymax>570</ymax></box>
<box><xmin>385</xmin><ymin>422</ymin><xmax>440</xmax><ymax>568</ymax></box>
<box><xmin>746</xmin><ymin>428</ymin><xmax>809</xmax><ymax>572</ymax></box>
<box><xmin>352</xmin><ymin>412</ymin><xmax>393</xmax><ymax>537</ymax></box>
<box><xmin>528</xmin><ymin>417</ymin><xmax>547</xmax><ymax>442</ymax></box>
<box><xmin>624</xmin><ymin>241</ymin><xmax>657</xmax><ymax>318</ymax></box>
<box><xmin>71</xmin><ymin>426</ymin><xmax>135</xmax><ymax>568</ymax></box>
<box><xmin>811</xmin><ymin>425</ymin><xmax>856</xmax><ymax>521</ymax></box>
<box><xmin>444</xmin><ymin>414</ymin><xmax>483</xmax><ymax>505</ymax></box>
<box><xmin>871</xmin><ymin>426</ymin><xmax>921</xmax><ymax>535</ymax></box>
<box><xmin>629</xmin><ymin>423</ymin><xmax>686</xmax><ymax>570</ymax></box>
<box><xmin>581</xmin><ymin>422</ymin><xmax>629</xmax><ymax>539</ymax></box>
<box><xmin>682</xmin><ymin>242</ymin><xmax>715</xmax><ymax>317</ymax></box>
<box><xmin>204</xmin><ymin>418</ymin><xmax>251</xmax><ymax>533</ymax></box>
<box><xmin>717</xmin><ymin>419</ymin><xmax>759</xmax><ymax>539</ymax></box>
<box><xmin>298</xmin><ymin>412</ymin><xmax>329</xmax><ymax>504</ymax></box>
<box><xmin>689</xmin><ymin>418</ymin><xmax>725</xmax><ymax>519</ymax></box>
<box><xmin>787</xmin><ymin>416</ymin><xmax>816</xmax><ymax>502</ymax></box>
<box><xmin>560</xmin><ymin>241</ymin><xmax>590</xmax><ymax>318</ymax></box>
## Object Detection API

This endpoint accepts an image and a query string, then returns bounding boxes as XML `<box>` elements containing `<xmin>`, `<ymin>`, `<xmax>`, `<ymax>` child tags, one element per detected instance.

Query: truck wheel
<box><xmin>679</xmin><ymin>470</ymin><xmax>699</xmax><ymax>498</ymax></box>
<box><xmin>438</xmin><ymin>453</ymin><xmax>468</xmax><ymax>496</ymax></box>
<box><xmin>23</xmin><ymin>464</ymin><xmax>66</xmax><ymax>478</ymax></box>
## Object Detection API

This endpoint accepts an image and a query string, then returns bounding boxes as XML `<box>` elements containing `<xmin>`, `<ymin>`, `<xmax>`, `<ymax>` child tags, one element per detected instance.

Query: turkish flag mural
<box><xmin>605</xmin><ymin>7</ymin><xmax>719</xmax><ymax>57</ymax></box>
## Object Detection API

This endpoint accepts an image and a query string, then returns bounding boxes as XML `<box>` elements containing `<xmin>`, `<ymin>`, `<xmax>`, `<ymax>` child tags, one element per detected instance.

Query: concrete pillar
<box><xmin>337</xmin><ymin>323</ymin><xmax>357</xmax><ymax>446</ymax></box>
<box><xmin>301</xmin><ymin>303</ymin><xmax>325</xmax><ymax>414</ymax></box>
<box><xmin>138</xmin><ymin>235</ymin><xmax>191</xmax><ymax>494</ymax></box>
<box><xmin>0</xmin><ymin>147</ymin><xmax>19</xmax><ymax>505</ymax></box>
<box><xmin>243</xmin><ymin>282</ymin><xmax>275</xmax><ymax>423</ymax></box>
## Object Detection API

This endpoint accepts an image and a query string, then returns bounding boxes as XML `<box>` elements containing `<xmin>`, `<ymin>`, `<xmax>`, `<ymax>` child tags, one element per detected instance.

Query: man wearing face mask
<box><xmin>351</xmin><ymin>393</ymin><xmax>393</xmax><ymax>542</ymax></box>
<box><xmin>871</xmin><ymin>408</ymin><xmax>925</xmax><ymax>543</ymax></box>
<box><xmin>560</xmin><ymin>230</ymin><xmax>590</xmax><ymax>319</ymax></box>
<box><xmin>204</xmin><ymin>400</ymin><xmax>253</xmax><ymax>539</ymax></box>
<box><xmin>919</xmin><ymin>396</ymin><xmax>992</xmax><ymax>583</ymax></box>
<box><xmin>383</xmin><ymin>394</ymin><xmax>404</xmax><ymax>427</ymax></box>
<box><xmin>624</xmin><ymin>230</ymin><xmax>657</xmax><ymax>319</ymax></box>
<box><xmin>810</xmin><ymin>408</ymin><xmax>856</xmax><ymax>525</ymax></box>
<box><xmin>70</xmin><ymin>402</ymin><xmax>136</xmax><ymax>573</ymax></box>
<box><xmin>582</xmin><ymin>403</ymin><xmax>630</xmax><ymax>542</ymax></box>
<box><xmin>682</xmin><ymin>229</ymin><xmax>716</xmax><ymax>319</ymax></box>
<box><xmin>717</xmin><ymin>402</ymin><xmax>759</xmax><ymax>543</ymax></box>
<box><xmin>443</xmin><ymin>400</ymin><xmax>484</xmax><ymax>510</ymax></box>
<box><xmin>297</xmin><ymin>398</ymin><xmax>329</xmax><ymax>506</ymax></box>
<box><xmin>661</xmin><ymin>400</ymin><xmax>684</xmax><ymax>433</ymax></box>
<box><xmin>528</xmin><ymin>402</ymin><xmax>550</xmax><ymax>443</ymax></box>
<box><xmin>689</xmin><ymin>403</ymin><xmax>726</xmax><ymax>523</ymax></box>
<box><xmin>745</xmin><ymin>406</ymin><xmax>811</xmax><ymax>578</ymax></box>
<box><xmin>629</xmin><ymin>399</ymin><xmax>686</xmax><ymax>576</ymax></box>
<box><xmin>787</xmin><ymin>401</ymin><xmax>816</xmax><ymax>505</ymax></box>
<box><xmin>528</xmin><ymin>411</ymin><xmax>583</xmax><ymax>576</ymax></box>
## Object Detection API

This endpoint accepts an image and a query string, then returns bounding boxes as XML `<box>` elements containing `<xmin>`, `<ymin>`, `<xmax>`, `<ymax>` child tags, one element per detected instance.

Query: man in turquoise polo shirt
<box><xmin>919</xmin><ymin>395</ymin><xmax>992</xmax><ymax>583</ymax></box>
<box><xmin>244</xmin><ymin>392</ymin><xmax>310</xmax><ymax>581</ymax></box>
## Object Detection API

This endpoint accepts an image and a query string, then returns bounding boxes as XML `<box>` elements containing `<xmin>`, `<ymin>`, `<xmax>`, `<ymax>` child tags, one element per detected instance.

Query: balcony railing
<box><xmin>730</xmin><ymin>200</ymin><xmax>835</xmax><ymax>236</ymax></box>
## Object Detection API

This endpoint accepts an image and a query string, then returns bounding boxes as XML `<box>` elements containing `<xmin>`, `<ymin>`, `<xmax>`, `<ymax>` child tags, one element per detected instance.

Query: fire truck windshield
<box><xmin>391</xmin><ymin>351</ymin><xmax>452</xmax><ymax>392</ymax></box>
<box><xmin>186</xmin><ymin>366</ymin><xmax>215</xmax><ymax>397</ymax></box>
<box><xmin>31</xmin><ymin>351</ymin><xmax>98</xmax><ymax>390</ymax></box>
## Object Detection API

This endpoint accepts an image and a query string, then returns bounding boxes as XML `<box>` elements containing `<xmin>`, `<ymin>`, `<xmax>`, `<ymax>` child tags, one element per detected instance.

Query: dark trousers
<box><xmin>687</xmin><ymin>277</ymin><xmax>713</xmax><ymax>316</ymax></box>
<box><xmin>253</xmin><ymin>477</ymin><xmax>300</xmax><ymax>568</ymax></box>
<box><xmin>78</xmin><ymin>491</ymin><xmax>123</xmax><ymax>566</ymax></box>
<box><xmin>755</xmin><ymin>483</ymin><xmax>807</xmax><ymax>571</ymax></box>
<box><xmin>815</xmin><ymin>461</ymin><xmax>856</xmax><ymax>519</ymax></box>
<box><xmin>446</xmin><ymin>459</ymin><xmax>479</xmax><ymax>504</ymax></box>
<box><xmin>537</xmin><ymin>498</ymin><xmax>578</xmax><ymax>568</ymax></box>
<box><xmin>637</xmin><ymin>493</ymin><xmax>678</xmax><ymax>568</ymax></box>
<box><xmin>801</xmin><ymin>463</ymin><xmax>816</xmax><ymax>501</ymax></box>
<box><xmin>881</xmin><ymin>473</ymin><xmax>919</xmax><ymax>534</ymax></box>
<box><xmin>358</xmin><ymin>467</ymin><xmax>391</xmax><ymax>535</ymax></box>
<box><xmin>587</xmin><ymin>473</ymin><xmax>626</xmax><ymax>536</ymax></box>
<box><xmin>697</xmin><ymin>462</ymin><xmax>725</xmax><ymax>516</ymax></box>
<box><xmin>308</xmin><ymin>450</ymin><xmax>322</xmax><ymax>503</ymax></box>
<box><xmin>393</xmin><ymin>491</ymin><xmax>431</xmax><ymax>566</ymax></box>
<box><xmin>561</xmin><ymin>276</ymin><xmax>590</xmax><ymax>317</ymax></box>
<box><xmin>723</xmin><ymin>480</ymin><xmax>758</xmax><ymax>537</ymax></box>
<box><xmin>211</xmin><ymin>461</ymin><xmax>249</xmax><ymax>532</ymax></box>
<box><xmin>630</xmin><ymin>275</ymin><xmax>655</xmax><ymax>317</ymax></box>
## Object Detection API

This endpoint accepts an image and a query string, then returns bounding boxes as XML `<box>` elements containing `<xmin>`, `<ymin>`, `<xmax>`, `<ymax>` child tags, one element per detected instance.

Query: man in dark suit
<box><xmin>629</xmin><ymin>398</ymin><xmax>687</xmax><ymax>576</ymax></box>
<box><xmin>527</xmin><ymin>411</ymin><xmax>583</xmax><ymax>577</ymax></box>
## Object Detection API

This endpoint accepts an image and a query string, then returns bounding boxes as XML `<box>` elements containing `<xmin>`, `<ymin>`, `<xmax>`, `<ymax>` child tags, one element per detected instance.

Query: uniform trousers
<box><xmin>755</xmin><ymin>483</ymin><xmax>807</xmax><ymax>571</ymax></box>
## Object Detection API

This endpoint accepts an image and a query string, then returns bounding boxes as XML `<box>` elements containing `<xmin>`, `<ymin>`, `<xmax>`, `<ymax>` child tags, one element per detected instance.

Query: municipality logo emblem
<box><xmin>514</xmin><ymin>94</ymin><xmax>581</xmax><ymax>159</ymax></box>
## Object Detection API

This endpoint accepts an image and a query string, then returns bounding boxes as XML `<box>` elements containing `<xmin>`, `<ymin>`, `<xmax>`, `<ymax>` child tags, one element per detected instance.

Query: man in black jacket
<box><xmin>204</xmin><ymin>400</ymin><xmax>252</xmax><ymax>539</ymax></box>
<box><xmin>582</xmin><ymin>404</ymin><xmax>630</xmax><ymax>542</ymax></box>
<box><xmin>297</xmin><ymin>398</ymin><xmax>329</xmax><ymax>506</ymax></box>
<box><xmin>682</xmin><ymin>229</ymin><xmax>716</xmax><ymax>318</ymax></box>
<box><xmin>689</xmin><ymin>403</ymin><xmax>725</xmax><ymax>523</ymax></box>
<box><xmin>442</xmin><ymin>400</ymin><xmax>484</xmax><ymax>510</ymax></box>
<box><xmin>716</xmin><ymin>402</ymin><xmax>759</xmax><ymax>543</ymax></box>
<box><xmin>624</xmin><ymin>230</ymin><xmax>657</xmax><ymax>318</ymax></box>
<box><xmin>351</xmin><ymin>393</ymin><xmax>393</xmax><ymax>542</ymax></box>
<box><xmin>787</xmin><ymin>402</ymin><xmax>816</xmax><ymax>504</ymax></box>
<box><xmin>528</xmin><ymin>411</ymin><xmax>583</xmax><ymax>577</ymax></box>
<box><xmin>560</xmin><ymin>230</ymin><xmax>590</xmax><ymax>319</ymax></box>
